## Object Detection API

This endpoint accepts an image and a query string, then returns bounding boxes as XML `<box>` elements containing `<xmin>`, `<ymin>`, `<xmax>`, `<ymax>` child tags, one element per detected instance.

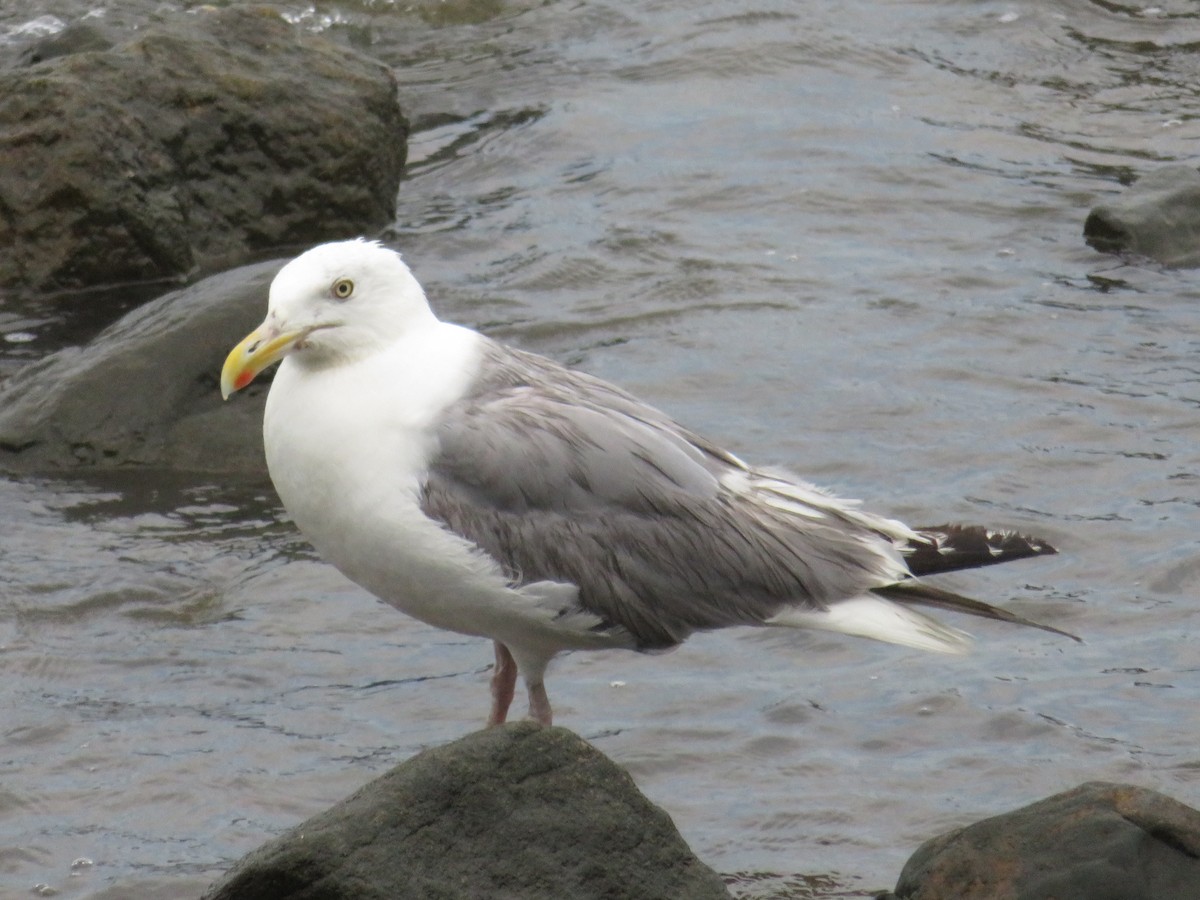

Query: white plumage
<box><xmin>221</xmin><ymin>239</ymin><xmax>1071</xmax><ymax>726</ymax></box>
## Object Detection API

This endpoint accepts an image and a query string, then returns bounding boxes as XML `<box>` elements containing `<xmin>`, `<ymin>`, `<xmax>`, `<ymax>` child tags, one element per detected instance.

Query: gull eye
<box><xmin>331</xmin><ymin>278</ymin><xmax>354</xmax><ymax>300</ymax></box>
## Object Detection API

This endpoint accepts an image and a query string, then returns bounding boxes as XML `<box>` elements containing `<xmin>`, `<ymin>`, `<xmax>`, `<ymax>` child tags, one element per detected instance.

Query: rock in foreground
<box><xmin>887</xmin><ymin>781</ymin><xmax>1200</xmax><ymax>900</ymax></box>
<box><xmin>201</xmin><ymin>723</ymin><xmax>731</xmax><ymax>900</ymax></box>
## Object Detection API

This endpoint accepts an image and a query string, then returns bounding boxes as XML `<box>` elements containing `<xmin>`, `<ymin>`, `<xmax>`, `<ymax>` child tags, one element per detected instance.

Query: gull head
<box><xmin>221</xmin><ymin>239</ymin><xmax>436</xmax><ymax>399</ymax></box>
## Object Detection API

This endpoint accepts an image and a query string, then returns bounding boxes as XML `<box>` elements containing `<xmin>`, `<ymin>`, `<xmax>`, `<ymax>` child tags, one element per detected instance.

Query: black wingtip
<box><xmin>903</xmin><ymin>524</ymin><xmax>1058</xmax><ymax>577</ymax></box>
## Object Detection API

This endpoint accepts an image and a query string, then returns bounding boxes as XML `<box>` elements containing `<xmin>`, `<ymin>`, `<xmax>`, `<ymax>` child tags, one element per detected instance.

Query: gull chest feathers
<box><xmin>222</xmin><ymin>242</ymin><xmax>529</xmax><ymax>641</ymax></box>
<box><xmin>223</xmin><ymin>239</ymin><xmax>1076</xmax><ymax>729</ymax></box>
<box><xmin>263</xmin><ymin>325</ymin><xmax>506</xmax><ymax>633</ymax></box>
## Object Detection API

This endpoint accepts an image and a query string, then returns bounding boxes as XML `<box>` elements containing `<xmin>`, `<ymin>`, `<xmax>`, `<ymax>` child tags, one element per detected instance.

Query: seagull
<box><xmin>221</xmin><ymin>239</ymin><xmax>1075</xmax><ymax>727</ymax></box>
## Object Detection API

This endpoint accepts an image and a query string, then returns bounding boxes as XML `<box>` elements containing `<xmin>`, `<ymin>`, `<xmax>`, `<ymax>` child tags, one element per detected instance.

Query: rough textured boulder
<box><xmin>1084</xmin><ymin>166</ymin><xmax>1200</xmax><ymax>267</ymax></box>
<box><xmin>17</xmin><ymin>20</ymin><xmax>117</xmax><ymax>65</ymax></box>
<box><xmin>0</xmin><ymin>258</ymin><xmax>282</xmax><ymax>474</ymax></box>
<box><xmin>886</xmin><ymin>781</ymin><xmax>1200</xmax><ymax>900</ymax></box>
<box><xmin>201</xmin><ymin>723</ymin><xmax>732</xmax><ymax>900</ymax></box>
<box><xmin>0</xmin><ymin>6</ymin><xmax>407</xmax><ymax>302</ymax></box>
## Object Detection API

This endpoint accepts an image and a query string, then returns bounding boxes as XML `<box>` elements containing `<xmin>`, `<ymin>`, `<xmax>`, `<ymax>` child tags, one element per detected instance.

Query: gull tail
<box><xmin>766</xmin><ymin>575</ymin><xmax>1079</xmax><ymax>655</ymax></box>
<box><xmin>767</xmin><ymin>525</ymin><xmax>1074</xmax><ymax>654</ymax></box>
<box><xmin>871</xmin><ymin>581</ymin><xmax>1081</xmax><ymax>643</ymax></box>
<box><xmin>768</xmin><ymin>595</ymin><xmax>975</xmax><ymax>655</ymax></box>
<box><xmin>902</xmin><ymin>524</ymin><xmax>1057</xmax><ymax>577</ymax></box>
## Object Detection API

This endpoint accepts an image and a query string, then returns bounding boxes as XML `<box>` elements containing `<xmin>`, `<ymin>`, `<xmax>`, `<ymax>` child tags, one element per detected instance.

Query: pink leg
<box><xmin>487</xmin><ymin>641</ymin><xmax>517</xmax><ymax>727</ymax></box>
<box><xmin>527</xmin><ymin>680</ymin><xmax>553</xmax><ymax>726</ymax></box>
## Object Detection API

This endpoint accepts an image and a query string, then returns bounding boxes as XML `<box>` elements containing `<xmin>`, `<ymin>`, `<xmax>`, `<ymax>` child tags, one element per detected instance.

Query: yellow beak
<box><xmin>220</xmin><ymin>322</ymin><xmax>308</xmax><ymax>399</ymax></box>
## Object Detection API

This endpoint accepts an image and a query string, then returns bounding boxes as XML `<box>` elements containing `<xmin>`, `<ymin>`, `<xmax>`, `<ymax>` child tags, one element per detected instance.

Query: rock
<box><xmin>0</xmin><ymin>6</ymin><xmax>407</xmax><ymax>302</ymax></box>
<box><xmin>17</xmin><ymin>21</ymin><xmax>116</xmax><ymax>65</ymax></box>
<box><xmin>200</xmin><ymin>723</ymin><xmax>732</xmax><ymax>900</ymax></box>
<box><xmin>887</xmin><ymin>781</ymin><xmax>1200</xmax><ymax>900</ymax></box>
<box><xmin>0</xmin><ymin>257</ymin><xmax>282</xmax><ymax>475</ymax></box>
<box><xmin>1084</xmin><ymin>166</ymin><xmax>1200</xmax><ymax>267</ymax></box>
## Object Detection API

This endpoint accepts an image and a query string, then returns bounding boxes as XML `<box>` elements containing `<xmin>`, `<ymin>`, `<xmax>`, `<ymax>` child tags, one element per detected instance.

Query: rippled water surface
<box><xmin>3</xmin><ymin>1</ymin><xmax>1200</xmax><ymax>897</ymax></box>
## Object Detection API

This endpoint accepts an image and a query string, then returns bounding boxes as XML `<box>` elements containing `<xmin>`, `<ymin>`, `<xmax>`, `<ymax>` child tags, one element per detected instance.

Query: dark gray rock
<box><xmin>0</xmin><ymin>5</ymin><xmax>407</xmax><ymax>302</ymax></box>
<box><xmin>887</xmin><ymin>781</ymin><xmax>1200</xmax><ymax>900</ymax></box>
<box><xmin>1084</xmin><ymin>166</ymin><xmax>1200</xmax><ymax>267</ymax></box>
<box><xmin>201</xmin><ymin>723</ymin><xmax>732</xmax><ymax>900</ymax></box>
<box><xmin>17</xmin><ymin>21</ymin><xmax>116</xmax><ymax>65</ymax></box>
<box><xmin>0</xmin><ymin>258</ymin><xmax>282</xmax><ymax>474</ymax></box>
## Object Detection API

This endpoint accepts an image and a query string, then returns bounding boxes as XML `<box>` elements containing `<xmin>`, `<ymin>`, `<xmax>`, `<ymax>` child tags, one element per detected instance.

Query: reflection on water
<box><xmin>3</xmin><ymin>0</ymin><xmax>1200</xmax><ymax>897</ymax></box>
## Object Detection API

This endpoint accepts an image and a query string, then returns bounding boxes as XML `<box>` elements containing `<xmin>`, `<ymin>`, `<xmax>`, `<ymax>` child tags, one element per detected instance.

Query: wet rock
<box><xmin>0</xmin><ymin>6</ymin><xmax>407</xmax><ymax>302</ymax></box>
<box><xmin>17</xmin><ymin>21</ymin><xmax>116</xmax><ymax>64</ymax></box>
<box><xmin>201</xmin><ymin>723</ymin><xmax>732</xmax><ymax>900</ymax></box>
<box><xmin>886</xmin><ymin>781</ymin><xmax>1200</xmax><ymax>900</ymax></box>
<box><xmin>0</xmin><ymin>258</ymin><xmax>282</xmax><ymax>475</ymax></box>
<box><xmin>1084</xmin><ymin>166</ymin><xmax>1200</xmax><ymax>267</ymax></box>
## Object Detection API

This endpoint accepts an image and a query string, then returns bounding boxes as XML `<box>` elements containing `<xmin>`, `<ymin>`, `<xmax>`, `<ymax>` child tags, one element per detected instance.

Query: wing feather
<box><xmin>419</xmin><ymin>340</ymin><xmax>911</xmax><ymax>648</ymax></box>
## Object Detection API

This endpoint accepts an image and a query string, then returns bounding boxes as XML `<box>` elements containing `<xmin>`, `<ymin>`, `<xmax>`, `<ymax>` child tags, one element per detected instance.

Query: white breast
<box><xmin>261</xmin><ymin>321</ymin><xmax>518</xmax><ymax>636</ymax></box>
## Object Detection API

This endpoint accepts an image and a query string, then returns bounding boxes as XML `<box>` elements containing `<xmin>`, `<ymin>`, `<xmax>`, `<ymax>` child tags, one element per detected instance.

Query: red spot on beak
<box><xmin>235</xmin><ymin>370</ymin><xmax>254</xmax><ymax>390</ymax></box>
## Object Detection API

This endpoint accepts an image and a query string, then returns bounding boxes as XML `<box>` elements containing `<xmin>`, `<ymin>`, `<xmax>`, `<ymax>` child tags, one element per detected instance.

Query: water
<box><xmin>3</xmin><ymin>0</ymin><xmax>1200</xmax><ymax>897</ymax></box>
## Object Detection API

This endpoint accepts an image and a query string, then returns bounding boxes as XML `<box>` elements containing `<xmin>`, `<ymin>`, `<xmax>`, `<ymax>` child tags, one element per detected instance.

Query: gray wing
<box><xmin>419</xmin><ymin>340</ymin><xmax>907</xmax><ymax>649</ymax></box>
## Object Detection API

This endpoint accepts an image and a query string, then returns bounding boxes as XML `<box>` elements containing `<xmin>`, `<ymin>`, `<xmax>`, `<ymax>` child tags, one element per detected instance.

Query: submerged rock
<box><xmin>0</xmin><ymin>258</ymin><xmax>281</xmax><ymax>474</ymax></box>
<box><xmin>200</xmin><ymin>723</ymin><xmax>732</xmax><ymax>900</ymax></box>
<box><xmin>886</xmin><ymin>781</ymin><xmax>1200</xmax><ymax>900</ymax></box>
<box><xmin>0</xmin><ymin>5</ymin><xmax>407</xmax><ymax>302</ymax></box>
<box><xmin>1084</xmin><ymin>166</ymin><xmax>1200</xmax><ymax>267</ymax></box>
